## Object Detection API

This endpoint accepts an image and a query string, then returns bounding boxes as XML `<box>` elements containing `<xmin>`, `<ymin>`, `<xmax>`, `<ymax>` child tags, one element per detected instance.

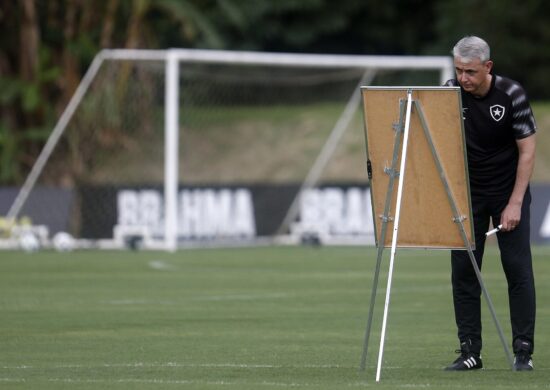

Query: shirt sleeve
<box><xmin>507</xmin><ymin>81</ymin><xmax>537</xmax><ymax>139</ymax></box>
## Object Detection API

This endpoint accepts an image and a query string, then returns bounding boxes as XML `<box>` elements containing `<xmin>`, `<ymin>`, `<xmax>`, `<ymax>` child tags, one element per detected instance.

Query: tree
<box><xmin>430</xmin><ymin>0</ymin><xmax>550</xmax><ymax>97</ymax></box>
<box><xmin>0</xmin><ymin>0</ymin><xmax>226</xmax><ymax>184</ymax></box>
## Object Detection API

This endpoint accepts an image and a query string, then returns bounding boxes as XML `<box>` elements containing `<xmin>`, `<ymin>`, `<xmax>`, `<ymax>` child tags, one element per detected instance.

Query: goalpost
<box><xmin>3</xmin><ymin>48</ymin><xmax>453</xmax><ymax>251</ymax></box>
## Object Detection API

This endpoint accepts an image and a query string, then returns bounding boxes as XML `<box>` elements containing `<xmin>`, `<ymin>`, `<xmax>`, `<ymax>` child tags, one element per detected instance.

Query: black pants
<box><xmin>450</xmin><ymin>189</ymin><xmax>536</xmax><ymax>354</ymax></box>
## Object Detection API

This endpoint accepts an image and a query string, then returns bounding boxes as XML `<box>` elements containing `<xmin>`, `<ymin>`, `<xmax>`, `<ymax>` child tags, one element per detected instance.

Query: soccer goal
<box><xmin>2</xmin><ymin>48</ymin><xmax>453</xmax><ymax>251</ymax></box>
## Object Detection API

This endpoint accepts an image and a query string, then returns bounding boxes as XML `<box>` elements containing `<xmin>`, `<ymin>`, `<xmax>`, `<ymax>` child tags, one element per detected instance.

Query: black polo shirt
<box><xmin>445</xmin><ymin>75</ymin><xmax>536</xmax><ymax>199</ymax></box>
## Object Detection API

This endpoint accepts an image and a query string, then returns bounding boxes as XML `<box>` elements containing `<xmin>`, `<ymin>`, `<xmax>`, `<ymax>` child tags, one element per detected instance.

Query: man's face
<box><xmin>454</xmin><ymin>57</ymin><xmax>493</xmax><ymax>97</ymax></box>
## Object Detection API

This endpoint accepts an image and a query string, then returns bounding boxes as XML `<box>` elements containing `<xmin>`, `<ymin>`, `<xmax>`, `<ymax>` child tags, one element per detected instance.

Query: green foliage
<box><xmin>0</xmin><ymin>125</ymin><xmax>19</xmax><ymax>182</ymax></box>
<box><xmin>0</xmin><ymin>45</ymin><xmax>61</xmax><ymax>183</ymax></box>
<box><xmin>0</xmin><ymin>78</ymin><xmax>21</xmax><ymax>106</ymax></box>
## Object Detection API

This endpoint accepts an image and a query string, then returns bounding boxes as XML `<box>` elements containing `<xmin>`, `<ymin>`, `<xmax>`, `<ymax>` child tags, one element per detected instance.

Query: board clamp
<box><xmin>367</xmin><ymin>160</ymin><xmax>373</xmax><ymax>179</ymax></box>
<box><xmin>392</xmin><ymin>122</ymin><xmax>404</xmax><ymax>133</ymax></box>
<box><xmin>384</xmin><ymin>166</ymin><xmax>399</xmax><ymax>178</ymax></box>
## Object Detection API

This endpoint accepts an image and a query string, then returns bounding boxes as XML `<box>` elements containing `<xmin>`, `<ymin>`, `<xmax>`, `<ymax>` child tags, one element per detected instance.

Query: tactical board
<box><xmin>361</xmin><ymin>87</ymin><xmax>474</xmax><ymax>249</ymax></box>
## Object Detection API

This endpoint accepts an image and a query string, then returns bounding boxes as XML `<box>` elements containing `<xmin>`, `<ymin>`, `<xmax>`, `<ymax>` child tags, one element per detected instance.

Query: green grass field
<box><xmin>1</xmin><ymin>245</ymin><xmax>549</xmax><ymax>389</ymax></box>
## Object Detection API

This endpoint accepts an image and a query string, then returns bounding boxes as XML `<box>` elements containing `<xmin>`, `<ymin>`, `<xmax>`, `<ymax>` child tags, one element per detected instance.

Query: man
<box><xmin>444</xmin><ymin>36</ymin><xmax>536</xmax><ymax>371</ymax></box>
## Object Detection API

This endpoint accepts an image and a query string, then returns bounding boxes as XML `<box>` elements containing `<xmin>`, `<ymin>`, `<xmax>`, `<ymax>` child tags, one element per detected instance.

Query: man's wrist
<box><xmin>508</xmin><ymin>198</ymin><xmax>523</xmax><ymax>207</ymax></box>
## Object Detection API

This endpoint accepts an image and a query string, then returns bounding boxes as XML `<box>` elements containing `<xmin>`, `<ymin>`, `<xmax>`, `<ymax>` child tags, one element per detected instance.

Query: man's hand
<box><xmin>500</xmin><ymin>202</ymin><xmax>522</xmax><ymax>231</ymax></box>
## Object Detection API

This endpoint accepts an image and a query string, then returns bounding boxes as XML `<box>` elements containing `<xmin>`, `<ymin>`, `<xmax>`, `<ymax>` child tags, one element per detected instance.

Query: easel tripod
<box><xmin>359</xmin><ymin>89</ymin><xmax>514</xmax><ymax>381</ymax></box>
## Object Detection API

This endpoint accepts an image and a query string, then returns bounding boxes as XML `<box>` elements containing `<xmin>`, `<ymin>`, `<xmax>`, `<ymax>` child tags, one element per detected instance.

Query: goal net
<box><xmin>1</xmin><ymin>49</ymin><xmax>453</xmax><ymax>250</ymax></box>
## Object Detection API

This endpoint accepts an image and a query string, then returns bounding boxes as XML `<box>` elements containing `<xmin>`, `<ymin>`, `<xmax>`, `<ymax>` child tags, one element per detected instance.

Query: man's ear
<box><xmin>485</xmin><ymin>60</ymin><xmax>494</xmax><ymax>74</ymax></box>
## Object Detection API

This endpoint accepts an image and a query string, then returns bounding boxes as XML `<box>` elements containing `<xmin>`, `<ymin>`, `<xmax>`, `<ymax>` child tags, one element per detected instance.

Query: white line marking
<box><xmin>4</xmin><ymin>376</ymin><xmax>526</xmax><ymax>388</ymax></box>
<box><xmin>42</xmin><ymin>378</ymin><xmax>310</xmax><ymax>387</ymax></box>
<box><xmin>105</xmin><ymin>299</ymin><xmax>176</xmax><ymax>305</ymax></box>
<box><xmin>148</xmin><ymin>260</ymin><xmax>176</xmax><ymax>271</ymax></box>
<box><xmin>192</xmin><ymin>293</ymin><xmax>290</xmax><ymax>301</ymax></box>
<box><xmin>104</xmin><ymin>292</ymin><xmax>289</xmax><ymax>305</ymax></box>
<box><xmin>0</xmin><ymin>377</ymin><xmax>436</xmax><ymax>388</ymax></box>
<box><xmin>2</xmin><ymin>362</ymin><xmax>344</xmax><ymax>370</ymax></box>
<box><xmin>5</xmin><ymin>361</ymin><xmax>549</xmax><ymax>372</ymax></box>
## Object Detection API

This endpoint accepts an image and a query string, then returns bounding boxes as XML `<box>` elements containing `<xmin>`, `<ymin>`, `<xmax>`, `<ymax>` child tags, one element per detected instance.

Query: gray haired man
<box><xmin>444</xmin><ymin>36</ymin><xmax>536</xmax><ymax>371</ymax></box>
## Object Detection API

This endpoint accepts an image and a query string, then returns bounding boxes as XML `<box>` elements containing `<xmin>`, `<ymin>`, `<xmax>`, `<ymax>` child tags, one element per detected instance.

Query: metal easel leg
<box><xmin>359</xmin><ymin>235</ymin><xmax>386</xmax><ymax>372</ymax></box>
<box><xmin>464</xmin><ymin>244</ymin><xmax>515</xmax><ymax>369</ymax></box>
<box><xmin>359</xmin><ymin>98</ymin><xmax>407</xmax><ymax>372</ymax></box>
<box><xmin>375</xmin><ymin>90</ymin><xmax>414</xmax><ymax>382</ymax></box>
